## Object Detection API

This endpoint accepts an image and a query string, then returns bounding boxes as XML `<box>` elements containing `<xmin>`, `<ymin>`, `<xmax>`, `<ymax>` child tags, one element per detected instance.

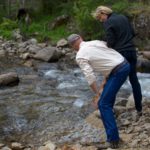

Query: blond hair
<box><xmin>92</xmin><ymin>6</ymin><xmax>113</xmax><ymax>19</ymax></box>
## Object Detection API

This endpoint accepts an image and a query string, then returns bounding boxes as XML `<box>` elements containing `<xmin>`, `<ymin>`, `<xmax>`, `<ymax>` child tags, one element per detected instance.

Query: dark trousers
<box><xmin>98</xmin><ymin>62</ymin><xmax>130</xmax><ymax>142</ymax></box>
<box><xmin>120</xmin><ymin>50</ymin><xmax>142</xmax><ymax>112</ymax></box>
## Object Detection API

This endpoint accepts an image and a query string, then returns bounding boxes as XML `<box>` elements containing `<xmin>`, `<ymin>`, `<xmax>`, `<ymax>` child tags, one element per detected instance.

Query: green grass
<box><xmin>0</xmin><ymin>0</ymin><xmax>149</xmax><ymax>43</ymax></box>
<box><xmin>0</xmin><ymin>15</ymin><xmax>71</xmax><ymax>43</ymax></box>
<box><xmin>19</xmin><ymin>15</ymin><xmax>71</xmax><ymax>43</ymax></box>
<box><xmin>0</xmin><ymin>18</ymin><xmax>18</xmax><ymax>39</ymax></box>
<box><xmin>24</xmin><ymin>21</ymin><xmax>71</xmax><ymax>43</ymax></box>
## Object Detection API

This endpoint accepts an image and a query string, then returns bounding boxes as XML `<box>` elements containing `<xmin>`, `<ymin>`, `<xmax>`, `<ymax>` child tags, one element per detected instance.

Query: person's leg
<box><xmin>98</xmin><ymin>63</ymin><xmax>130</xmax><ymax>143</ymax></box>
<box><xmin>129</xmin><ymin>61</ymin><xmax>142</xmax><ymax>112</ymax></box>
<box><xmin>121</xmin><ymin>51</ymin><xmax>142</xmax><ymax>112</ymax></box>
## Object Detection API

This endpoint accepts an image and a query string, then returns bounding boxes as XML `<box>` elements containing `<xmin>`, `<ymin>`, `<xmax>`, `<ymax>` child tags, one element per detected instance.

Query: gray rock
<box><xmin>126</xmin><ymin>94</ymin><xmax>135</xmax><ymax>109</ymax></box>
<box><xmin>44</xmin><ymin>141</ymin><xmax>56</xmax><ymax>150</ymax></box>
<box><xmin>0</xmin><ymin>72</ymin><xmax>19</xmax><ymax>86</ymax></box>
<box><xmin>12</xmin><ymin>29</ymin><xmax>22</xmax><ymax>42</ymax></box>
<box><xmin>28</xmin><ymin>45</ymin><xmax>41</xmax><ymax>54</ymax></box>
<box><xmin>11</xmin><ymin>142</ymin><xmax>24</xmax><ymax>150</ymax></box>
<box><xmin>0</xmin><ymin>50</ymin><xmax>6</xmax><ymax>57</ymax></box>
<box><xmin>0</xmin><ymin>146</ymin><xmax>12</xmax><ymax>150</ymax></box>
<box><xmin>0</xmin><ymin>144</ymin><xmax>5</xmax><ymax>149</ymax></box>
<box><xmin>33</xmin><ymin>46</ymin><xmax>63</xmax><ymax>62</ymax></box>
<box><xmin>57</xmin><ymin>39</ymin><xmax>68</xmax><ymax>47</ymax></box>
<box><xmin>142</xmin><ymin>51</ymin><xmax>150</xmax><ymax>60</ymax></box>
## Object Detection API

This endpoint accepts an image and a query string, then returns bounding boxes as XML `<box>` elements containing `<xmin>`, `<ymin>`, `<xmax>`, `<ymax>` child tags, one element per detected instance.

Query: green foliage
<box><xmin>112</xmin><ymin>0</ymin><xmax>129</xmax><ymax>13</ymax></box>
<box><xmin>0</xmin><ymin>14</ymin><xmax>70</xmax><ymax>43</ymax></box>
<box><xmin>20</xmin><ymin>16</ymin><xmax>71</xmax><ymax>43</ymax></box>
<box><xmin>72</xmin><ymin>0</ymin><xmax>131</xmax><ymax>40</ymax></box>
<box><xmin>0</xmin><ymin>0</ymin><xmax>148</xmax><ymax>43</ymax></box>
<box><xmin>73</xmin><ymin>0</ymin><xmax>102</xmax><ymax>40</ymax></box>
<box><xmin>0</xmin><ymin>30</ymin><xmax>12</xmax><ymax>39</ymax></box>
<box><xmin>0</xmin><ymin>18</ymin><xmax>18</xmax><ymax>39</ymax></box>
<box><xmin>0</xmin><ymin>18</ymin><xmax>17</xmax><ymax>30</ymax></box>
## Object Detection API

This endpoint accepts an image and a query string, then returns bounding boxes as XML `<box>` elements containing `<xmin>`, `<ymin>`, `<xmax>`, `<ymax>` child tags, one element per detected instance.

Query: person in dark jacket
<box><xmin>92</xmin><ymin>6</ymin><xmax>142</xmax><ymax>114</ymax></box>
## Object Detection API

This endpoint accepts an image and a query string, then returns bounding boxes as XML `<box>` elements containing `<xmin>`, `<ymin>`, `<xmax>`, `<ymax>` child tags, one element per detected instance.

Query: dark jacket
<box><xmin>103</xmin><ymin>13</ymin><xmax>136</xmax><ymax>52</ymax></box>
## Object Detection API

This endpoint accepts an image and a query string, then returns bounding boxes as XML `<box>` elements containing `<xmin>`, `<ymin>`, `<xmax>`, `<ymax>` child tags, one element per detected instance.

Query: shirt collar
<box><xmin>79</xmin><ymin>41</ymin><xmax>86</xmax><ymax>48</ymax></box>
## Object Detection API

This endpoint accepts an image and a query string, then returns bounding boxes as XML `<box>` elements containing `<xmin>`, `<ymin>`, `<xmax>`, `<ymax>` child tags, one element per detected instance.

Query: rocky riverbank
<box><xmin>0</xmin><ymin>35</ymin><xmax>150</xmax><ymax>150</ymax></box>
<box><xmin>0</xmin><ymin>99</ymin><xmax>150</xmax><ymax>150</ymax></box>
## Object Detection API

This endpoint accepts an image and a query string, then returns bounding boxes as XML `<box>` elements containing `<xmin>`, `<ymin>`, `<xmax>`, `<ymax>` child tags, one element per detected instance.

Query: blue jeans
<box><xmin>121</xmin><ymin>50</ymin><xmax>142</xmax><ymax>112</ymax></box>
<box><xmin>98</xmin><ymin>62</ymin><xmax>130</xmax><ymax>142</ymax></box>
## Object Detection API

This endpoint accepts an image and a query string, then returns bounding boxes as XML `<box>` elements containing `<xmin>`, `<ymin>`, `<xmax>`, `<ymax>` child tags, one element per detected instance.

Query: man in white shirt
<box><xmin>67</xmin><ymin>34</ymin><xmax>130</xmax><ymax>149</ymax></box>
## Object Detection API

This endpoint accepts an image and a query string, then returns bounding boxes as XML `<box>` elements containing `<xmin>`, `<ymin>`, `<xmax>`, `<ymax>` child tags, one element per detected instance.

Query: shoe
<box><xmin>137</xmin><ymin>111</ymin><xmax>142</xmax><ymax>117</ymax></box>
<box><xmin>109</xmin><ymin>141</ymin><xmax>119</xmax><ymax>149</ymax></box>
<box><xmin>96</xmin><ymin>139</ymin><xmax>123</xmax><ymax>149</ymax></box>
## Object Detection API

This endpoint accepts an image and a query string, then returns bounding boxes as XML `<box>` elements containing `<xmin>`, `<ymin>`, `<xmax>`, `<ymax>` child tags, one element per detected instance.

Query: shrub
<box><xmin>0</xmin><ymin>18</ymin><xmax>18</xmax><ymax>39</ymax></box>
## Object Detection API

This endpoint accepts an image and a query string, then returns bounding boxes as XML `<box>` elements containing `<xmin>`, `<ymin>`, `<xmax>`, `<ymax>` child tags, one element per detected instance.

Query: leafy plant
<box><xmin>0</xmin><ymin>18</ymin><xmax>17</xmax><ymax>30</ymax></box>
<box><xmin>0</xmin><ymin>18</ymin><xmax>18</xmax><ymax>39</ymax></box>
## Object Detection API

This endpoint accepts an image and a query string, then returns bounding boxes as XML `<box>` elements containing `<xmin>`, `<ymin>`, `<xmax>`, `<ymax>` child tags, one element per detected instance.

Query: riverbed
<box><xmin>0</xmin><ymin>56</ymin><xmax>150</xmax><ymax>146</ymax></box>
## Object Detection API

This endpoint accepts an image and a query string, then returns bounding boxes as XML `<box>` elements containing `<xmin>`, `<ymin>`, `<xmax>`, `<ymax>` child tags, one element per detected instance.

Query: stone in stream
<box><xmin>0</xmin><ymin>72</ymin><xmax>19</xmax><ymax>86</ymax></box>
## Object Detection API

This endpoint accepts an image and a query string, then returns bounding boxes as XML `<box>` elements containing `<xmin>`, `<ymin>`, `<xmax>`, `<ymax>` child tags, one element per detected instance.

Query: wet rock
<box><xmin>38</xmin><ymin>146</ymin><xmax>47</xmax><ymax>150</ymax></box>
<box><xmin>122</xmin><ymin>119</ymin><xmax>130</xmax><ymax>126</ymax></box>
<box><xmin>114</xmin><ymin>106</ymin><xmax>126</xmax><ymax>117</ymax></box>
<box><xmin>0</xmin><ymin>143</ymin><xmax>5</xmax><ymax>149</ymax></box>
<box><xmin>115</xmin><ymin>98</ymin><xmax>127</xmax><ymax>106</ymax></box>
<box><xmin>126</xmin><ymin>94</ymin><xmax>134</xmax><ymax>109</ymax></box>
<box><xmin>130</xmin><ymin>139</ymin><xmax>141</xmax><ymax>148</ymax></box>
<box><xmin>28</xmin><ymin>38</ymin><xmax>38</xmax><ymax>45</ymax></box>
<box><xmin>11</xmin><ymin>142</ymin><xmax>24</xmax><ymax>150</ymax></box>
<box><xmin>33</xmin><ymin>46</ymin><xmax>56</xmax><ymax>62</ymax></box>
<box><xmin>0</xmin><ymin>50</ymin><xmax>6</xmax><ymax>57</ymax></box>
<box><xmin>85</xmin><ymin>110</ymin><xmax>104</xmax><ymax>129</ymax></box>
<box><xmin>23</xmin><ymin>60</ymin><xmax>34</xmax><ymax>67</ymax></box>
<box><xmin>44</xmin><ymin>141</ymin><xmax>56</xmax><ymax>150</ymax></box>
<box><xmin>142</xmin><ymin>51</ymin><xmax>150</xmax><ymax>60</ymax></box>
<box><xmin>60</xmin><ymin>144</ymin><xmax>97</xmax><ymax>150</ymax></box>
<box><xmin>24</xmin><ymin>148</ymin><xmax>32</xmax><ymax>150</ymax></box>
<box><xmin>0</xmin><ymin>72</ymin><xmax>19</xmax><ymax>86</ymax></box>
<box><xmin>28</xmin><ymin>45</ymin><xmax>41</xmax><ymax>54</ymax></box>
<box><xmin>57</xmin><ymin>39</ymin><xmax>68</xmax><ymax>48</ymax></box>
<box><xmin>125</xmin><ymin>126</ymin><xmax>134</xmax><ymax>134</ymax></box>
<box><xmin>137</xmin><ymin>56</ymin><xmax>150</xmax><ymax>72</ymax></box>
<box><xmin>20</xmin><ymin>53</ymin><xmax>30</xmax><ymax>60</ymax></box>
<box><xmin>12</xmin><ymin>29</ymin><xmax>23</xmax><ymax>42</ymax></box>
<box><xmin>33</xmin><ymin>46</ymin><xmax>63</xmax><ymax>62</ymax></box>
<box><xmin>0</xmin><ymin>146</ymin><xmax>12</xmax><ymax>150</ymax></box>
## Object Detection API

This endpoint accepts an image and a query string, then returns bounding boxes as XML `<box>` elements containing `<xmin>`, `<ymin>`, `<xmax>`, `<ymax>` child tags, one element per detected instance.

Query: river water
<box><xmin>0</xmin><ymin>57</ymin><xmax>149</xmax><ymax>146</ymax></box>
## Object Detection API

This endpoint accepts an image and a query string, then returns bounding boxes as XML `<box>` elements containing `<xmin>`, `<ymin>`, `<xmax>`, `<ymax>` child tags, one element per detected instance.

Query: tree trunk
<box><xmin>7</xmin><ymin>0</ymin><xmax>11</xmax><ymax>17</ymax></box>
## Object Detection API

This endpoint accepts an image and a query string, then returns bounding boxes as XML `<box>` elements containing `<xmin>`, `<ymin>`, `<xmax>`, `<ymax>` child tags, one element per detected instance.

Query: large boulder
<box><xmin>33</xmin><ymin>46</ymin><xmax>63</xmax><ymax>62</ymax></box>
<box><xmin>137</xmin><ymin>56</ymin><xmax>150</xmax><ymax>72</ymax></box>
<box><xmin>0</xmin><ymin>72</ymin><xmax>19</xmax><ymax>86</ymax></box>
<box><xmin>129</xmin><ymin>7</ymin><xmax>150</xmax><ymax>50</ymax></box>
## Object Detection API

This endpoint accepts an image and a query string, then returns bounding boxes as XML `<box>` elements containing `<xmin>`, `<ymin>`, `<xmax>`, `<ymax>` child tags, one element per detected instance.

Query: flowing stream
<box><xmin>0</xmin><ymin>57</ymin><xmax>149</xmax><ymax>146</ymax></box>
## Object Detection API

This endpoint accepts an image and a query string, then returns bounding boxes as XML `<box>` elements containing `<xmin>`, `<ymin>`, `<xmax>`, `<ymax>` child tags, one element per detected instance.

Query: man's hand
<box><xmin>92</xmin><ymin>93</ymin><xmax>100</xmax><ymax>109</ymax></box>
<box><xmin>91</xmin><ymin>77</ymin><xmax>107</xmax><ymax>109</ymax></box>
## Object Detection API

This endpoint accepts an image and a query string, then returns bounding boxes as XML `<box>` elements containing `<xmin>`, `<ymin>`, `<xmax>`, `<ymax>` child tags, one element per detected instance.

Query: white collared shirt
<box><xmin>76</xmin><ymin>40</ymin><xmax>124</xmax><ymax>85</ymax></box>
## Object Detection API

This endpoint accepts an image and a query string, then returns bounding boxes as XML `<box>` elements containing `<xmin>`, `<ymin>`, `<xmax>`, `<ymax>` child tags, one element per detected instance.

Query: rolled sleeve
<box><xmin>76</xmin><ymin>58</ymin><xmax>96</xmax><ymax>85</ymax></box>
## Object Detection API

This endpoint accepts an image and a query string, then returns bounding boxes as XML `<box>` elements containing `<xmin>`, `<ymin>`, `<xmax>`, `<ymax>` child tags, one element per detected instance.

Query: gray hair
<box><xmin>67</xmin><ymin>34</ymin><xmax>81</xmax><ymax>45</ymax></box>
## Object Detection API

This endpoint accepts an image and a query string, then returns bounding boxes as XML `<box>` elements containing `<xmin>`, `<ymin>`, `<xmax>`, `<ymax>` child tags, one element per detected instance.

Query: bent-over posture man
<box><xmin>92</xmin><ymin>6</ymin><xmax>142</xmax><ymax>115</ymax></box>
<box><xmin>67</xmin><ymin>34</ymin><xmax>130</xmax><ymax>149</ymax></box>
